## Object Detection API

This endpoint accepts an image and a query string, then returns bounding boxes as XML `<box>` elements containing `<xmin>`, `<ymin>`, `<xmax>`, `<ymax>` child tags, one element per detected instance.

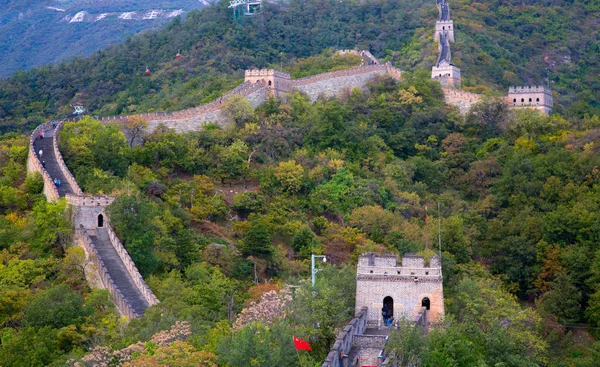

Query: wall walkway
<box><xmin>27</xmin><ymin>122</ymin><xmax>159</xmax><ymax>318</ymax></box>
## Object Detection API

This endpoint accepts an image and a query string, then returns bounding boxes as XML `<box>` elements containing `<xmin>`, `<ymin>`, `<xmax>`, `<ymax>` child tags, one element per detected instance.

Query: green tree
<box><xmin>538</xmin><ymin>272</ymin><xmax>582</xmax><ymax>324</ymax></box>
<box><xmin>22</xmin><ymin>284</ymin><xmax>87</xmax><ymax>329</ymax></box>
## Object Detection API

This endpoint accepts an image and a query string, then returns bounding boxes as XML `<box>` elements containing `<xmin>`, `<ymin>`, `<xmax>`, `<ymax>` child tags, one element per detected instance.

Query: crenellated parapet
<box><xmin>53</xmin><ymin>121</ymin><xmax>84</xmax><ymax>195</ymax></box>
<box><xmin>507</xmin><ymin>85</ymin><xmax>553</xmax><ymax>115</ymax></box>
<box><xmin>435</xmin><ymin>20</ymin><xmax>454</xmax><ymax>42</ymax></box>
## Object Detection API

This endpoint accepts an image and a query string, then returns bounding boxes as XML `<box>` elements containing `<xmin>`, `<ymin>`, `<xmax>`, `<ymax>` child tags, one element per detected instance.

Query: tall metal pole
<box><xmin>311</xmin><ymin>254</ymin><xmax>315</xmax><ymax>287</ymax></box>
<box><xmin>425</xmin><ymin>205</ymin><xmax>429</xmax><ymax>251</ymax></box>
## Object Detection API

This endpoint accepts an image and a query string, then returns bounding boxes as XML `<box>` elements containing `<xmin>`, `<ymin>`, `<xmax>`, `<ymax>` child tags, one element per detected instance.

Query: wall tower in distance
<box><xmin>507</xmin><ymin>85</ymin><xmax>553</xmax><ymax>115</ymax></box>
<box><xmin>355</xmin><ymin>253</ymin><xmax>444</xmax><ymax>326</ymax></box>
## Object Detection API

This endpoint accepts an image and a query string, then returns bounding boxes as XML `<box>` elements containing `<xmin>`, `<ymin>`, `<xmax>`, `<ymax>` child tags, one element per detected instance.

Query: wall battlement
<box><xmin>245</xmin><ymin>69</ymin><xmax>291</xmax><ymax>79</ymax></box>
<box><xmin>508</xmin><ymin>85</ymin><xmax>549</xmax><ymax>93</ymax></box>
<box><xmin>435</xmin><ymin>20</ymin><xmax>454</xmax><ymax>42</ymax></box>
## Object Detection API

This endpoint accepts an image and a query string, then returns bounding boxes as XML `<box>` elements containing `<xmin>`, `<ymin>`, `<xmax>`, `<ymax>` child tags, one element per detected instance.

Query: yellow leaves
<box><xmin>274</xmin><ymin>160</ymin><xmax>304</xmax><ymax>193</ymax></box>
<box><xmin>327</xmin><ymin>158</ymin><xmax>344</xmax><ymax>170</ymax></box>
<box><xmin>4</xmin><ymin>212</ymin><xmax>25</xmax><ymax>229</ymax></box>
<box><xmin>241</xmin><ymin>122</ymin><xmax>260</xmax><ymax>136</ymax></box>
<box><xmin>515</xmin><ymin>136</ymin><xmax>537</xmax><ymax>151</ymax></box>
<box><xmin>397</xmin><ymin>86</ymin><xmax>423</xmax><ymax>105</ymax></box>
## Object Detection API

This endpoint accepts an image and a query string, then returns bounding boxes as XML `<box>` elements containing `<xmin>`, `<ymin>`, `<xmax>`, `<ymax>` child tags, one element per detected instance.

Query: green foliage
<box><xmin>22</xmin><ymin>285</ymin><xmax>87</xmax><ymax>329</ymax></box>
<box><xmin>216</xmin><ymin>321</ymin><xmax>301</xmax><ymax>367</ymax></box>
<box><xmin>107</xmin><ymin>194</ymin><xmax>159</xmax><ymax>276</ymax></box>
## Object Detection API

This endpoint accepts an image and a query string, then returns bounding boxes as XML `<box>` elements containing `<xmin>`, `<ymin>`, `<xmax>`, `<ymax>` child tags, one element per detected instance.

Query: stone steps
<box><xmin>91</xmin><ymin>228</ymin><xmax>150</xmax><ymax>315</ymax></box>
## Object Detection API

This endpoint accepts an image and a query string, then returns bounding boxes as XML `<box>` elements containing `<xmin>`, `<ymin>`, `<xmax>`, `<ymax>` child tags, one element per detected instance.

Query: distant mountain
<box><xmin>0</xmin><ymin>0</ymin><xmax>214</xmax><ymax>77</ymax></box>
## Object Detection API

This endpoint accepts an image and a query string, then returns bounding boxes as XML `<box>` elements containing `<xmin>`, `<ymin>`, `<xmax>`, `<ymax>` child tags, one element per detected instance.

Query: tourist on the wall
<box><xmin>38</xmin><ymin>149</ymin><xmax>43</xmax><ymax>157</ymax></box>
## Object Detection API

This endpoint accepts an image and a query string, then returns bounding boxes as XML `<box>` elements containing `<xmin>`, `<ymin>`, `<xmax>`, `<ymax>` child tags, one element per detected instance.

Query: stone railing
<box><xmin>336</xmin><ymin>49</ymin><xmax>381</xmax><ymax>65</ymax></box>
<box><xmin>385</xmin><ymin>62</ymin><xmax>403</xmax><ymax>81</ymax></box>
<box><xmin>27</xmin><ymin>122</ymin><xmax>60</xmax><ymax>202</ymax></box>
<box><xmin>106</xmin><ymin>224</ymin><xmax>160</xmax><ymax>306</ymax></box>
<box><xmin>90</xmin><ymin>80</ymin><xmax>266</xmax><ymax>125</ymax></box>
<box><xmin>292</xmin><ymin>64</ymin><xmax>388</xmax><ymax>87</ymax></box>
<box><xmin>75</xmin><ymin>226</ymin><xmax>139</xmax><ymax>319</ymax></box>
<box><xmin>53</xmin><ymin>121</ymin><xmax>83</xmax><ymax>195</ymax></box>
<box><xmin>321</xmin><ymin>307</ymin><xmax>368</xmax><ymax>367</ymax></box>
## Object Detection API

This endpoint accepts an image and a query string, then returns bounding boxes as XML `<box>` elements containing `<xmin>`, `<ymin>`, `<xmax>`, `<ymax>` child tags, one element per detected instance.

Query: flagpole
<box><xmin>425</xmin><ymin>205</ymin><xmax>429</xmax><ymax>251</ymax></box>
<box><xmin>295</xmin><ymin>347</ymin><xmax>302</xmax><ymax>367</ymax></box>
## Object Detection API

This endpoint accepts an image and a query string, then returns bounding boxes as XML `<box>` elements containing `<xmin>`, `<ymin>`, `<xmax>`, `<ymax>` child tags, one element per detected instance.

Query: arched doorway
<box><xmin>422</xmin><ymin>297</ymin><xmax>430</xmax><ymax>310</ymax></box>
<box><xmin>98</xmin><ymin>214</ymin><xmax>104</xmax><ymax>228</ymax></box>
<box><xmin>382</xmin><ymin>296</ymin><xmax>394</xmax><ymax>326</ymax></box>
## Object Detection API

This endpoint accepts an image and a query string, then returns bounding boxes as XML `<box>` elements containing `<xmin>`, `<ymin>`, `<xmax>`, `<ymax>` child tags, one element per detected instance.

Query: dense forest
<box><xmin>1</xmin><ymin>0</ymin><xmax>600</xmax><ymax>366</ymax></box>
<box><xmin>3</xmin><ymin>70</ymin><xmax>600</xmax><ymax>365</ymax></box>
<box><xmin>1</xmin><ymin>0</ymin><xmax>599</xmax><ymax>135</ymax></box>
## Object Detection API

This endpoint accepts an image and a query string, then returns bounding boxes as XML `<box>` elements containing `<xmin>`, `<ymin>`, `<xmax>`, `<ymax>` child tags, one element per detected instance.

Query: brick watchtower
<box><xmin>244</xmin><ymin>69</ymin><xmax>292</xmax><ymax>98</ymax></box>
<box><xmin>355</xmin><ymin>253</ymin><xmax>444</xmax><ymax>326</ymax></box>
<box><xmin>507</xmin><ymin>85</ymin><xmax>553</xmax><ymax>115</ymax></box>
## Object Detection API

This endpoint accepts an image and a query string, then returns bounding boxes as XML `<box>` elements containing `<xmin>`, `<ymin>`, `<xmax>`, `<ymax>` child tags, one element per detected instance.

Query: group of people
<box><xmin>53</xmin><ymin>178</ymin><xmax>61</xmax><ymax>187</ymax></box>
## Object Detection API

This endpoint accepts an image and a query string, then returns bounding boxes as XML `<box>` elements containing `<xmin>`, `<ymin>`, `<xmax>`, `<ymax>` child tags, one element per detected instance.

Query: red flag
<box><xmin>293</xmin><ymin>336</ymin><xmax>312</xmax><ymax>351</ymax></box>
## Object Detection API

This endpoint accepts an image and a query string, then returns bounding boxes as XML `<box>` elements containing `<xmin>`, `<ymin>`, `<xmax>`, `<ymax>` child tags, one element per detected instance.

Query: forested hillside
<box><xmin>0</xmin><ymin>0</ymin><xmax>210</xmax><ymax>78</ymax></box>
<box><xmin>2</xmin><ymin>0</ymin><xmax>600</xmax><ymax>366</ymax></box>
<box><xmin>1</xmin><ymin>0</ymin><xmax>598</xmax><ymax>136</ymax></box>
<box><xmin>4</xmin><ymin>73</ymin><xmax>600</xmax><ymax>365</ymax></box>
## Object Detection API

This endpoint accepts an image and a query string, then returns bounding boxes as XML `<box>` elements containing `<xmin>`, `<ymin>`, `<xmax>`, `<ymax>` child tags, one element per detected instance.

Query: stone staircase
<box><xmin>91</xmin><ymin>228</ymin><xmax>150</xmax><ymax>315</ymax></box>
<box><xmin>29</xmin><ymin>121</ymin><xmax>157</xmax><ymax>318</ymax></box>
<box><xmin>32</xmin><ymin>129</ymin><xmax>74</xmax><ymax>197</ymax></box>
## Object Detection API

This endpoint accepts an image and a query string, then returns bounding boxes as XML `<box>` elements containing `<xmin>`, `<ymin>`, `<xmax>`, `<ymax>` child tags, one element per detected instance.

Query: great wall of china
<box><xmin>28</xmin><ymin>120</ymin><xmax>159</xmax><ymax>319</ymax></box>
<box><xmin>24</xmin><ymin>0</ymin><xmax>556</xmax><ymax>351</ymax></box>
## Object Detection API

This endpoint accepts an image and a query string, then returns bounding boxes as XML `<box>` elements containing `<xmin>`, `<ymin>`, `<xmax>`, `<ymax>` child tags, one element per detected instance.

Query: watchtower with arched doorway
<box><xmin>355</xmin><ymin>253</ymin><xmax>444</xmax><ymax>327</ymax></box>
<box><xmin>68</xmin><ymin>195</ymin><xmax>114</xmax><ymax>236</ymax></box>
<box><xmin>244</xmin><ymin>69</ymin><xmax>292</xmax><ymax>98</ymax></box>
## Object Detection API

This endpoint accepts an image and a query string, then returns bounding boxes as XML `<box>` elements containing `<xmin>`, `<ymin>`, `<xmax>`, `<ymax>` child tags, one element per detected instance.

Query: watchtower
<box><xmin>507</xmin><ymin>86</ymin><xmax>553</xmax><ymax>115</ymax></box>
<box><xmin>355</xmin><ymin>253</ymin><xmax>444</xmax><ymax>326</ymax></box>
<box><xmin>244</xmin><ymin>69</ymin><xmax>292</xmax><ymax>98</ymax></box>
<box><xmin>432</xmin><ymin>60</ymin><xmax>461</xmax><ymax>88</ymax></box>
<box><xmin>435</xmin><ymin>21</ymin><xmax>454</xmax><ymax>42</ymax></box>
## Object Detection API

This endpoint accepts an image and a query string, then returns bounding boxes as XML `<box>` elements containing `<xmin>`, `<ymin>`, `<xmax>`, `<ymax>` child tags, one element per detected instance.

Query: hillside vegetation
<box><xmin>2</xmin><ymin>0</ymin><xmax>598</xmax><ymax>136</ymax></box>
<box><xmin>1</xmin><ymin>0</ymin><xmax>600</xmax><ymax>365</ymax></box>
<box><xmin>3</xmin><ymin>73</ymin><xmax>600</xmax><ymax>365</ymax></box>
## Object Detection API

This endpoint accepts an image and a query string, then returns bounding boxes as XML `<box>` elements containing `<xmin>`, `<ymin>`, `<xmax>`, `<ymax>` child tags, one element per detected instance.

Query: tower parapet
<box><xmin>507</xmin><ymin>85</ymin><xmax>553</xmax><ymax>115</ymax></box>
<box><xmin>244</xmin><ymin>69</ymin><xmax>292</xmax><ymax>98</ymax></box>
<box><xmin>355</xmin><ymin>252</ymin><xmax>444</xmax><ymax>326</ymax></box>
<box><xmin>435</xmin><ymin>20</ymin><xmax>454</xmax><ymax>42</ymax></box>
<box><xmin>432</xmin><ymin>61</ymin><xmax>461</xmax><ymax>88</ymax></box>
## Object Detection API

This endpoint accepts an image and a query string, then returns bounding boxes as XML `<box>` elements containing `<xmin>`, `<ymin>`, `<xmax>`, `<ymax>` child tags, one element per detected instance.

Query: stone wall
<box><xmin>442</xmin><ymin>87</ymin><xmax>481</xmax><ymax>114</ymax></box>
<box><xmin>321</xmin><ymin>307</ymin><xmax>368</xmax><ymax>367</ymax></box>
<box><xmin>93</xmin><ymin>80</ymin><xmax>268</xmax><ymax>135</ymax></box>
<box><xmin>27</xmin><ymin>122</ymin><xmax>60</xmax><ymax>202</ymax></box>
<box><xmin>293</xmin><ymin>64</ymin><xmax>389</xmax><ymax>102</ymax></box>
<box><xmin>75</xmin><ymin>227</ymin><xmax>138</xmax><ymax>319</ymax></box>
<box><xmin>106</xmin><ymin>224</ymin><xmax>160</xmax><ymax>306</ymax></box>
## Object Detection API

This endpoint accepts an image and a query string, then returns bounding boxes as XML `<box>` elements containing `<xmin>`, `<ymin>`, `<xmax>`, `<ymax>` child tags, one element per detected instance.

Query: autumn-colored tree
<box><xmin>124</xmin><ymin>116</ymin><xmax>149</xmax><ymax>148</ymax></box>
